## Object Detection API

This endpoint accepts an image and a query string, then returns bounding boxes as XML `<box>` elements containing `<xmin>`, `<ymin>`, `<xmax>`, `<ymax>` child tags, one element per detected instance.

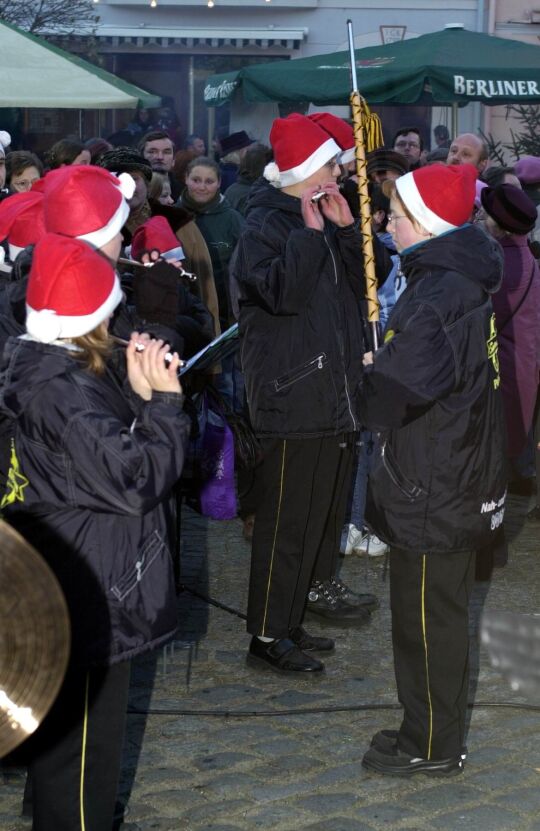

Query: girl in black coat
<box><xmin>0</xmin><ymin>234</ymin><xmax>189</xmax><ymax>830</ymax></box>
<box><xmin>360</xmin><ymin>164</ymin><xmax>506</xmax><ymax>777</ymax></box>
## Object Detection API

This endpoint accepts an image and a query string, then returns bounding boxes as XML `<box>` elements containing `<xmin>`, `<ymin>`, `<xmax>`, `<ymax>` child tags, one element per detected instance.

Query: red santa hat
<box><xmin>130</xmin><ymin>216</ymin><xmax>185</xmax><ymax>262</ymax></box>
<box><xmin>395</xmin><ymin>163</ymin><xmax>478</xmax><ymax>235</ymax></box>
<box><xmin>42</xmin><ymin>166</ymin><xmax>135</xmax><ymax>249</ymax></box>
<box><xmin>309</xmin><ymin>112</ymin><xmax>356</xmax><ymax>165</ymax></box>
<box><xmin>26</xmin><ymin>233</ymin><xmax>123</xmax><ymax>343</ymax></box>
<box><xmin>0</xmin><ymin>190</ymin><xmax>46</xmax><ymax>262</ymax></box>
<box><xmin>264</xmin><ymin>114</ymin><xmax>341</xmax><ymax>188</ymax></box>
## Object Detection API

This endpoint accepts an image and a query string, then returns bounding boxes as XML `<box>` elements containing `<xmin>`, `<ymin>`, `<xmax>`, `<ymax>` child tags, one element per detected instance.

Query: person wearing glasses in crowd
<box><xmin>5</xmin><ymin>151</ymin><xmax>43</xmax><ymax>194</ymax></box>
<box><xmin>359</xmin><ymin>163</ymin><xmax>506</xmax><ymax>776</ymax></box>
<box><xmin>392</xmin><ymin>127</ymin><xmax>424</xmax><ymax>171</ymax></box>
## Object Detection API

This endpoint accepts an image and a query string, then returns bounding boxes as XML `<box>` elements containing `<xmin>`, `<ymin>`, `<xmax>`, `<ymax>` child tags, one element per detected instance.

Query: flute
<box><xmin>118</xmin><ymin>257</ymin><xmax>197</xmax><ymax>282</ymax></box>
<box><xmin>111</xmin><ymin>336</ymin><xmax>185</xmax><ymax>367</ymax></box>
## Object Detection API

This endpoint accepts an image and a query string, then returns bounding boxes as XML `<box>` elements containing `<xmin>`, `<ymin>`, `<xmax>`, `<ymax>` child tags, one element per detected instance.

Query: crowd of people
<box><xmin>0</xmin><ymin>105</ymin><xmax>539</xmax><ymax>827</ymax></box>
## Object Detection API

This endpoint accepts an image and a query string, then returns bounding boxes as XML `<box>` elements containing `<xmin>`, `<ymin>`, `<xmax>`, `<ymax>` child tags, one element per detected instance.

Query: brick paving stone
<box><xmin>192</xmin><ymin>752</ymin><xmax>257</xmax><ymax>771</ymax></box>
<box><xmin>493</xmin><ymin>787</ymin><xmax>540</xmax><ymax>812</ymax></box>
<box><xmin>430</xmin><ymin>804</ymin><xmax>527</xmax><ymax>830</ymax></box>
<box><xmin>2</xmin><ymin>496</ymin><xmax>539</xmax><ymax>830</ymax></box>
<box><xmin>465</xmin><ymin>762</ymin><xmax>538</xmax><ymax>789</ymax></box>
<box><xmin>347</xmin><ymin>800</ymin><xmax>418</xmax><ymax>826</ymax></box>
<box><xmin>399</xmin><ymin>781</ymin><xmax>485</xmax><ymax>811</ymax></box>
<box><xmin>302</xmin><ymin>819</ymin><xmax>376</xmax><ymax>831</ymax></box>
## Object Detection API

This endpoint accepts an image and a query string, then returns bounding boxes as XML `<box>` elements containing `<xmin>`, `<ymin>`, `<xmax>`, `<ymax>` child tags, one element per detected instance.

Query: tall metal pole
<box><xmin>347</xmin><ymin>20</ymin><xmax>380</xmax><ymax>351</ymax></box>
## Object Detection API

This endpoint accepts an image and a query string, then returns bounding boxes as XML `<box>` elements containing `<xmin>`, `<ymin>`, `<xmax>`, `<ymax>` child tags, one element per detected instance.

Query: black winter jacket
<box><xmin>359</xmin><ymin>224</ymin><xmax>507</xmax><ymax>553</ymax></box>
<box><xmin>0</xmin><ymin>337</ymin><xmax>190</xmax><ymax>666</ymax></box>
<box><xmin>230</xmin><ymin>180</ymin><xmax>389</xmax><ymax>438</ymax></box>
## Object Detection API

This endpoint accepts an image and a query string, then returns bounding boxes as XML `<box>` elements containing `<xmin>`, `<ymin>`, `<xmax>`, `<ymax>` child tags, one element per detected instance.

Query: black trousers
<box><xmin>390</xmin><ymin>548</ymin><xmax>475</xmax><ymax>760</ymax></box>
<box><xmin>247</xmin><ymin>434</ymin><xmax>354</xmax><ymax>638</ymax></box>
<box><xmin>27</xmin><ymin>661</ymin><xmax>130</xmax><ymax>831</ymax></box>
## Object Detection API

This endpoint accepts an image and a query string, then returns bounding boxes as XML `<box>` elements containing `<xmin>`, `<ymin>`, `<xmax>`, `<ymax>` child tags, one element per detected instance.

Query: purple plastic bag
<box><xmin>197</xmin><ymin>398</ymin><xmax>237</xmax><ymax>520</ymax></box>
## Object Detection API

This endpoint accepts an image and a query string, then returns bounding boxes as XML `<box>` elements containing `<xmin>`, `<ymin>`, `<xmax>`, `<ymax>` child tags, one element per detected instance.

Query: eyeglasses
<box><xmin>12</xmin><ymin>178</ymin><xmax>39</xmax><ymax>190</ymax></box>
<box><xmin>395</xmin><ymin>140</ymin><xmax>420</xmax><ymax>149</ymax></box>
<box><xmin>387</xmin><ymin>213</ymin><xmax>407</xmax><ymax>224</ymax></box>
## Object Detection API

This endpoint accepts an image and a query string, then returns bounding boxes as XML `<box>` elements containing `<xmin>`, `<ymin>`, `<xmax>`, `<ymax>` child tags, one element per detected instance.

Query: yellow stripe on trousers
<box><xmin>261</xmin><ymin>439</ymin><xmax>287</xmax><ymax>636</ymax></box>
<box><xmin>79</xmin><ymin>673</ymin><xmax>90</xmax><ymax>831</ymax></box>
<box><xmin>421</xmin><ymin>555</ymin><xmax>433</xmax><ymax>760</ymax></box>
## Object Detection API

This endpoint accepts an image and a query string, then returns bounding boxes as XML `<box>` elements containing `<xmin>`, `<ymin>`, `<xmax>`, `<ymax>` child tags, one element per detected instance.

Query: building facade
<box><xmin>22</xmin><ymin>0</ymin><xmax>540</xmax><ymax>160</ymax></box>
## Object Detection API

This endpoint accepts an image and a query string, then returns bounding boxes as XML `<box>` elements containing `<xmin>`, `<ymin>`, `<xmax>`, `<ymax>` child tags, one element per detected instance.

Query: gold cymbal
<box><xmin>0</xmin><ymin>520</ymin><xmax>70</xmax><ymax>758</ymax></box>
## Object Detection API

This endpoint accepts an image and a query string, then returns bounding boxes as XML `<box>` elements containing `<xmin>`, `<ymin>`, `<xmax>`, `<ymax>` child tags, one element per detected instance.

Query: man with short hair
<box><xmin>392</xmin><ymin>127</ymin><xmax>423</xmax><ymax>170</ymax></box>
<box><xmin>446</xmin><ymin>133</ymin><xmax>489</xmax><ymax>173</ymax></box>
<box><xmin>139</xmin><ymin>130</ymin><xmax>181</xmax><ymax>200</ymax></box>
<box><xmin>185</xmin><ymin>134</ymin><xmax>206</xmax><ymax>156</ymax></box>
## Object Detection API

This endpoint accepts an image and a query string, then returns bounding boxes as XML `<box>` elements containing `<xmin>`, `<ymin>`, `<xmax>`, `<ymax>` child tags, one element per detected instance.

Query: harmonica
<box><xmin>311</xmin><ymin>191</ymin><xmax>327</xmax><ymax>203</ymax></box>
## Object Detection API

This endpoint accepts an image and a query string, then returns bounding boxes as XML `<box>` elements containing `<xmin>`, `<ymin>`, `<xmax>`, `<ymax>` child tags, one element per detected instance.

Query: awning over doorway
<box><xmin>86</xmin><ymin>25</ymin><xmax>308</xmax><ymax>51</ymax></box>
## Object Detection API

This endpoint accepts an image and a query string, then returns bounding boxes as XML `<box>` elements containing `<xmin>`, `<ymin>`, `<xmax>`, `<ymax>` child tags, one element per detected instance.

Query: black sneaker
<box><xmin>329</xmin><ymin>577</ymin><xmax>379</xmax><ymax>611</ymax></box>
<box><xmin>370</xmin><ymin>729</ymin><xmax>468</xmax><ymax>761</ymax></box>
<box><xmin>305</xmin><ymin>580</ymin><xmax>371</xmax><ymax>624</ymax></box>
<box><xmin>289</xmin><ymin>625</ymin><xmax>335</xmax><ymax>652</ymax></box>
<box><xmin>246</xmin><ymin>636</ymin><xmax>324</xmax><ymax>674</ymax></box>
<box><xmin>362</xmin><ymin>744</ymin><xmax>464</xmax><ymax>777</ymax></box>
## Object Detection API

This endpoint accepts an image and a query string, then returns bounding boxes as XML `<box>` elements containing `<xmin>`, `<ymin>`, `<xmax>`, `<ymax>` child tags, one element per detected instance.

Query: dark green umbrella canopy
<box><xmin>205</xmin><ymin>28</ymin><xmax>540</xmax><ymax>108</ymax></box>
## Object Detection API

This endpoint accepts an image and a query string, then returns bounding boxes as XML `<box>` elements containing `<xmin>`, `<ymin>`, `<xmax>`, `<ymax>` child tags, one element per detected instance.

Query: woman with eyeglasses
<box><xmin>359</xmin><ymin>163</ymin><xmax>506</xmax><ymax>778</ymax></box>
<box><xmin>6</xmin><ymin>151</ymin><xmax>43</xmax><ymax>194</ymax></box>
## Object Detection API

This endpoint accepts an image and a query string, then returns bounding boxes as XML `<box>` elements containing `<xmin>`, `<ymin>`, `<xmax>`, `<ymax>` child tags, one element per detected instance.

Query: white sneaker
<box><xmin>340</xmin><ymin>523</ymin><xmax>363</xmax><ymax>555</ymax></box>
<box><xmin>353</xmin><ymin>532</ymin><xmax>389</xmax><ymax>557</ymax></box>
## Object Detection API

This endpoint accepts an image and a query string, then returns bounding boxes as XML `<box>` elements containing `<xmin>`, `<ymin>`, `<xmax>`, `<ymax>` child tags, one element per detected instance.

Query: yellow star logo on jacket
<box><xmin>486</xmin><ymin>313</ymin><xmax>500</xmax><ymax>390</ymax></box>
<box><xmin>1</xmin><ymin>439</ymin><xmax>29</xmax><ymax>510</ymax></box>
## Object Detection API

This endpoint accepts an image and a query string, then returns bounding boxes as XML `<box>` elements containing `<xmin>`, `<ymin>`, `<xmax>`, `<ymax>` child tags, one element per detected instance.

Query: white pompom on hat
<box><xmin>0</xmin><ymin>131</ymin><xmax>11</xmax><ymax>155</ymax></box>
<box><xmin>264</xmin><ymin>114</ymin><xmax>341</xmax><ymax>188</ymax></box>
<box><xmin>395</xmin><ymin>163</ymin><xmax>478</xmax><ymax>236</ymax></box>
<box><xmin>26</xmin><ymin>233</ymin><xmax>123</xmax><ymax>343</ymax></box>
<box><xmin>42</xmin><ymin>166</ymin><xmax>133</xmax><ymax>249</ymax></box>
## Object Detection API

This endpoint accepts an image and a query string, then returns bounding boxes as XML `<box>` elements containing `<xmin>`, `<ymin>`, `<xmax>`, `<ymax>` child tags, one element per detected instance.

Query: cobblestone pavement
<box><xmin>1</xmin><ymin>494</ymin><xmax>539</xmax><ymax>831</ymax></box>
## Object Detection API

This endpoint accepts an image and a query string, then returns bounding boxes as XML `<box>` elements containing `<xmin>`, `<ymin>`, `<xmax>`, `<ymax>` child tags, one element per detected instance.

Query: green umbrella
<box><xmin>0</xmin><ymin>19</ymin><xmax>161</xmax><ymax>109</ymax></box>
<box><xmin>203</xmin><ymin>70</ymin><xmax>242</xmax><ymax>108</ymax></box>
<box><xmin>205</xmin><ymin>28</ymin><xmax>540</xmax><ymax>108</ymax></box>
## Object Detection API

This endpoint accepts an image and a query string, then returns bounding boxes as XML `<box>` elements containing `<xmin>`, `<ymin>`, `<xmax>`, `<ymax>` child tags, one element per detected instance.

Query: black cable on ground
<box><xmin>178</xmin><ymin>583</ymin><xmax>248</xmax><ymax>621</ymax></box>
<box><xmin>128</xmin><ymin>701</ymin><xmax>540</xmax><ymax>718</ymax></box>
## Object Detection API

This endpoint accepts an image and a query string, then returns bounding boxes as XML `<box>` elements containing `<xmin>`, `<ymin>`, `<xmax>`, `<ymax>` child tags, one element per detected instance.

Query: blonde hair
<box><xmin>71</xmin><ymin>321</ymin><xmax>112</xmax><ymax>375</ymax></box>
<box><xmin>148</xmin><ymin>171</ymin><xmax>167</xmax><ymax>202</ymax></box>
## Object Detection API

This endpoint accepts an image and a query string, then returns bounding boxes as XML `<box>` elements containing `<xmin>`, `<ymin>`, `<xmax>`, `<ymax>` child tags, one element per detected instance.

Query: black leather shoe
<box><xmin>247</xmin><ymin>637</ymin><xmax>324</xmax><ymax>674</ymax></box>
<box><xmin>329</xmin><ymin>577</ymin><xmax>379</xmax><ymax>611</ymax></box>
<box><xmin>362</xmin><ymin>744</ymin><xmax>464</xmax><ymax>777</ymax></box>
<box><xmin>289</xmin><ymin>625</ymin><xmax>335</xmax><ymax>652</ymax></box>
<box><xmin>371</xmin><ymin>729</ymin><xmax>468</xmax><ymax>760</ymax></box>
<box><xmin>305</xmin><ymin>580</ymin><xmax>371</xmax><ymax>624</ymax></box>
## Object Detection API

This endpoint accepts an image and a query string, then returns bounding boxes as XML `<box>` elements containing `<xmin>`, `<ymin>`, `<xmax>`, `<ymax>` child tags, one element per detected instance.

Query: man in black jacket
<box><xmin>359</xmin><ymin>163</ymin><xmax>506</xmax><ymax>776</ymax></box>
<box><xmin>231</xmin><ymin>114</ymin><xmax>386</xmax><ymax>674</ymax></box>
